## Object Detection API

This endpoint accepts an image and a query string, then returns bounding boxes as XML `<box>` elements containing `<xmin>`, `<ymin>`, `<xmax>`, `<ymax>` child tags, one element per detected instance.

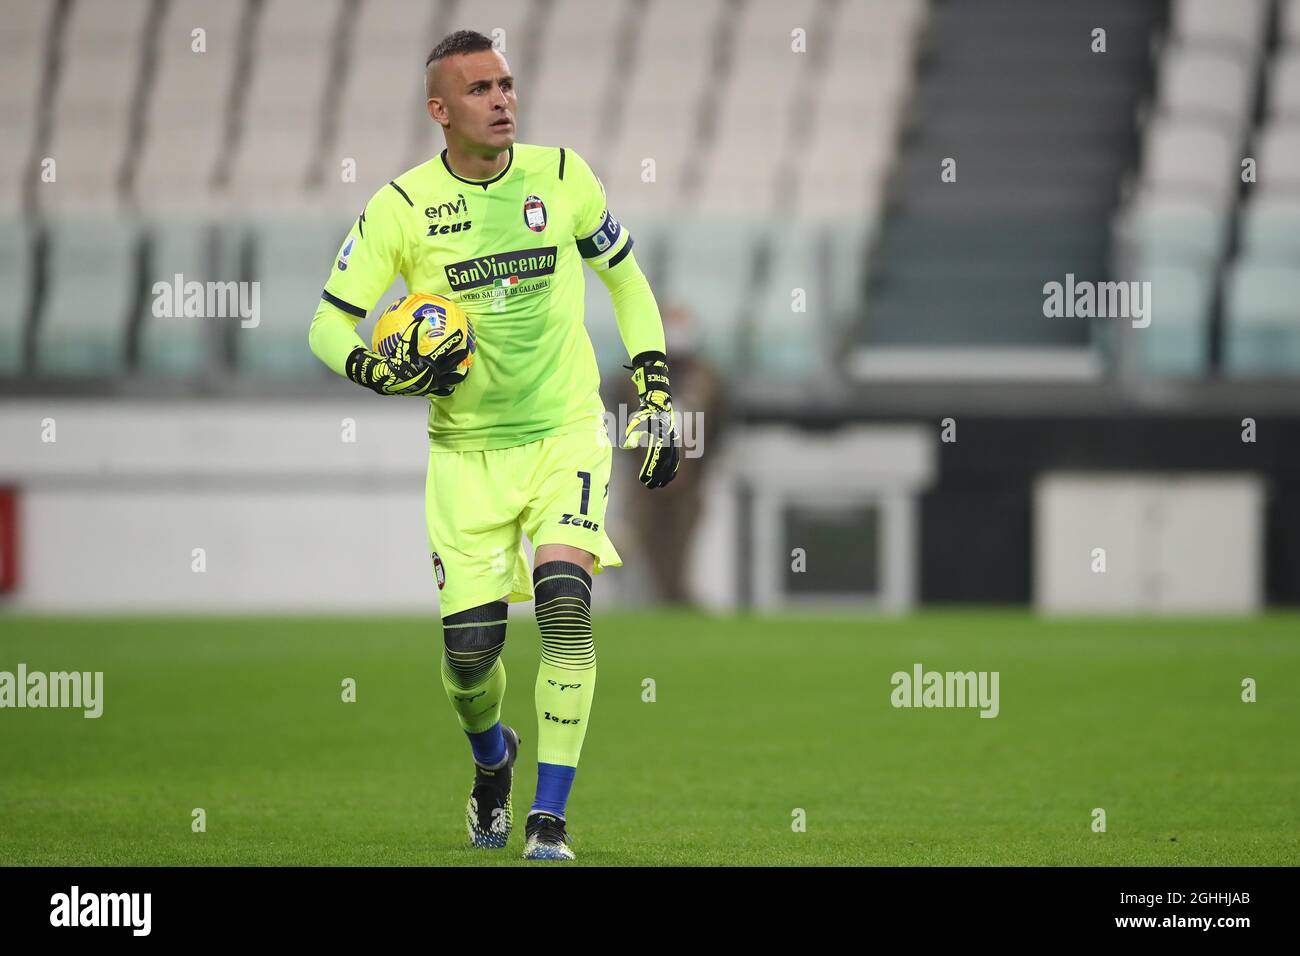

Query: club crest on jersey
<box><xmin>523</xmin><ymin>194</ymin><xmax>547</xmax><ymax>232</ymax></box>
<box><xmin>337</xmin><ymin>237</ymin><xmax>355</xmax><ymax>270</ymax></box>
<box><xmin>432</xmin><ymin>552</ymin><xmax>446</xmax><ymax>590</ymax></box>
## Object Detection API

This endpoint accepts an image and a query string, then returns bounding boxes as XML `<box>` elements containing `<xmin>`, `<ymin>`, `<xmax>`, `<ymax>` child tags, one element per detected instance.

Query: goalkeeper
<box><xmin>308</xmin><ymin>30</ymin><xmax>680</xmax><ymax>861</ymax></box>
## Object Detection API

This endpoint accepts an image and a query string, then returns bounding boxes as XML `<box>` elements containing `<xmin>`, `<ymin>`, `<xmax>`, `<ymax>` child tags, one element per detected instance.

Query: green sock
<box><xmin>534</xmin><ymin>659</ymin><xmax>595</xmax><ymax>765</ymax></box>
<box><xmin>442</xmin><ymin>654</ymin><xmax>506</xmax><ymax>734</ymax></box>
<box><xmin>532</xmin><ymin>561</ymin><xmax>596</xmax><ymax>766</ymax></box>
<box><xmin>440</xmin><ymin>602</ymin><xmax>509</xmax><ymax>734</ymax></box>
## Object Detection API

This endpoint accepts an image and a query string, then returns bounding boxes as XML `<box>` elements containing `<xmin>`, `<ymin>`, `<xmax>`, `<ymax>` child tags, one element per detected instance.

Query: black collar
<box><xmin>441</xmin><ymin>146</ymin><xmax>514</xmax><ymax>189</ymax></box>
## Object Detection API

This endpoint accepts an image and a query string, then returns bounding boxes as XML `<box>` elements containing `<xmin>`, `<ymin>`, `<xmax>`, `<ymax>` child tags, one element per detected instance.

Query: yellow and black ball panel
<box><xmin>371</xmin><ymin>293</ymin><xmax>475</xmax><ymax>372</ymax></box>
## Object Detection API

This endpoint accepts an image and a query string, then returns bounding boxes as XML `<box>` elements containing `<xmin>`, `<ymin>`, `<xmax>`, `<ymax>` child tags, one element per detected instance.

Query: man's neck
<box><xmin>443</xmin><ymin>142</ymin><xmax>511</xmax><ymax>182</ymax></box>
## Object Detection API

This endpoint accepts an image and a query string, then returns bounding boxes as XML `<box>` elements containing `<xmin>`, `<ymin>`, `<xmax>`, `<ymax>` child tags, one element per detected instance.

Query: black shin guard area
<box><xmin>441</xmin><ymin>601</ymin><xmax>508</xmax><ymax>689</ymax></box>
<box><xmin>532</xmin><ymin>561</ymin><xmax>594</xmax><ymax>670</ymax></box>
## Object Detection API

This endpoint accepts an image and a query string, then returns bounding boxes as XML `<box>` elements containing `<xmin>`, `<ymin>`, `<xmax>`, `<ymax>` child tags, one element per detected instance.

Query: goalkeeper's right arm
<box><xmin>309</xmin><ymin>183</ymin><xmax>453</xmax><ymax>396</ymax></box>
<box><xmin>309</xmin><ymin>297</ymin><xmax>368</xmax><ymax>377</ymax></box>
<box><xmin>307</xmin><ymin>296</ymin><xmax>413</xmax><ymax>395</ymax></box>
<box><xmin>310</xmin><ymin>298</ymin><xmax>466</xmax><ymax>396</ymax></box>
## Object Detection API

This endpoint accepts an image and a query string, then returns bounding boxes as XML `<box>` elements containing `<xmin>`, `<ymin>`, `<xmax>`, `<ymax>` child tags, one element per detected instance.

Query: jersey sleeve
<box><xmin>309</xmin><ymin>183</ymin><xmax>409</xmax><ymax>376</ymax></box>
<box><xmin>321</xmin><ymin>183</ymin><xmax>408</xmax><ymax>320</ymax></box>
<box><xmin>562</xmin><ymin>148</ymin><xmax>664</xmax><ymax>359</ymax></box>
<box><xmin>566</xmin><ymin>149</ymin><xmax>633</xmax><ymax>273</ymax></box>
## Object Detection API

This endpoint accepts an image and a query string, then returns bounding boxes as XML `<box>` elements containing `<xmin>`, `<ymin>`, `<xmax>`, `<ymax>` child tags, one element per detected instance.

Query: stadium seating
<box><xmin>856</xmin><ymin>0</ymin><xmax>1160</xmax><ymax>363</ymax></box>
<box><xmin>7</xmin><ymin>0</ymin><xmax>1295</xmax><ymax>389</ymax></box>
<box><xmin>751</xmin><ymin>222</ymin><xmax>833</xmax><ymax>377</ymax></box>
<box><xmin>790</xmin><ymin>0</ymin><xmax>918</xmax><ymax>223</ymax></box>
<box><xmin>1113</xmin><ymin>192</ymin><xmax>1229</xmax><ymax>266</ymax></box>
<box><xmin>662</xmin><ymin>222</ymin><xmax>760</xmax><ymax>372</ymax></box>
<box><xmin>42</xmin><ymin>0</ymin><xmax>151</xmax><ymax>216</ymax></box>
<box><xmin>1267</xmin><ymin>48</ymin><xmax>1300</xmax><ymax>119</ymax></box>
<box><xmin>0</xmin><ymin>1</ymin><xmax>54</xmax><ymax>216</ymax></box>
<box><xmin>1238</xmin><ymin>192</ymin><xmax>1300</xmax><ymax>261</ymax></box>
<box><xmin>526</xmin><ymin>0</ymin><xmax>629</xmax><ymax>153</ymax></box>
<box><xmin>603</xmin><ymin>0</ymin><xmax>727</xmax><ymax>217</ymax></box>
<box><xmin>1109</xmin><ymin>0</ymin><xmax>1300</xmax><ymax>378</ymax></box>
<box><xmin>1253</xmin><ymin>121</ymin><xmax>1300</xmax><ymax>192</ymax></box>
<box><xmin>695</xmin><ymin>0</ymin><xmax>818</xmax><ymax>215</ymax></box>
<box><xmin>0</xmin><ymin>222</ymin><xmax>33</xmax><ymax>374</ymax></box>
<box><xmin>0</xmin><ymin>0</ymin><xmax>929</xmax><ymax>385</ymax></box>
<box><xmin>35</xmin><ymin>220</ymin><xmax>140</xmax><ymax>375</ymax></box>
<box><xmin>325</xmin><ymin>0</ymin><xmax>445</xmax><ymax>214</ymax></box>
<box><xmin>133</xmin><ymin>0</ymin><xmax>245</xmax><ymax>216</ymax></box>
<box><xmin>1223</xmin><ymin>263</ymin><xmax>1300</xmax><ymax>376</ymax></box>
<box><xmin>1132</xmin><ymin>262</ymin><xmax>1214</xmax><ymax>377</ymax></box>
<box><xmin>1137</xmin><ymin>119</ymin><xmax>1239</xmax><ymax>205</ymax></box>
<box><xmin>1154</xmin><ymin>48</ymin><xmax>1254</xmax><ymax>138</ymax></box>
<box><xmin>222</xmin><ymin>0</ymin><xmax>344</xmax><ymax>212</ymax></box>
<box><xmin>1285</xmin><ymin>0</ymin><xmax>1300</xmax><ymax>45</ymax></box>
<box><xmin>1169</xmin><ymin>0</ymin><xmax>1270</xmax><ymax>57</ymax></box>
<box><xmin>137</xmin><ymin>222</ymin><xmax>218</xmax><ymax>377</ymax></box>
<box><xmin>237</xmin><ymin>219</ymin><xmax>347</xmax><ymax>376</ymax></box>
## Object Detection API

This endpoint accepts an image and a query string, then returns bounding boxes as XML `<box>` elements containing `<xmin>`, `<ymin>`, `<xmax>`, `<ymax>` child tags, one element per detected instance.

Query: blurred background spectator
<box><xmin>608</xmin><ymin>304</ymin><xmax>729</xmax><ymax>607</ymax></box>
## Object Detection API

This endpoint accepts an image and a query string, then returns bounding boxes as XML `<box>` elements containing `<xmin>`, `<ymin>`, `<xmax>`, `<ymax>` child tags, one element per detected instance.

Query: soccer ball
<box><xmin>371</xmin><ymin>292</ymin><xmax>475</xmax><ymax>373</ymax></box>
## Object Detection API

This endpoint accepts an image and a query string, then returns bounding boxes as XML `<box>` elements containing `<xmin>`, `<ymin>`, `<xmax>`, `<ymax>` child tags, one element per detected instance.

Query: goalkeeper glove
<box><xmin>345</xmin><ymin>321</ymin><xmax>468</xmax><ymax>397</ymax></box>
<box><xmin>621</xmin><ymin>350</ymin><xmax>681</xmax><ymax>489</ymax></box>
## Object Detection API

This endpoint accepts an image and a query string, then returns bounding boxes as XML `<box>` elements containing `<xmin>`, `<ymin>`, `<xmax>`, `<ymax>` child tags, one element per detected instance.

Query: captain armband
<box><xmin>576</xmin><ymin>210</ymin><xmax>632</xmax><ymax>270</ymax></box>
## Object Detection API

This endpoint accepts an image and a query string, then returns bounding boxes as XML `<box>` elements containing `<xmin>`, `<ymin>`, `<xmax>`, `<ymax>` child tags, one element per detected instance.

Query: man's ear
<box><xmin>427</xmin><ymin>97</ymin><xmax>448</xmax><ymax>127</ymax></box>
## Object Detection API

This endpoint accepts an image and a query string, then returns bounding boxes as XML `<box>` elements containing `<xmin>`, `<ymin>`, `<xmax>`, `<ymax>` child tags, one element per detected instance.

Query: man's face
<box><xmin>427</xmin><ymin>49</ymin><xmax>517</xmax><ymax>153</ymax></box>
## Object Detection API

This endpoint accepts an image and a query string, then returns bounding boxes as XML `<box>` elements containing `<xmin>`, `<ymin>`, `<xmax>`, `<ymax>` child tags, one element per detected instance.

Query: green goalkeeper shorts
<box><xmin>424</xmin><ymin>416</ymin><xmax>622</xmax><ymax>617</ymax></box>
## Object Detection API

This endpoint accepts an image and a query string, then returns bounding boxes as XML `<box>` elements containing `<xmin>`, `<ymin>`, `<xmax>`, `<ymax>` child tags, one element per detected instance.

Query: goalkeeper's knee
<box><xmin>442</xmin><ymin>600</ymin><xmax>508</xmax><ymax>689</ymax></box>
<box><xmin>533</xmin><ymin>562</ymin><xmax>594</xmax><ymax>671</ymax></box>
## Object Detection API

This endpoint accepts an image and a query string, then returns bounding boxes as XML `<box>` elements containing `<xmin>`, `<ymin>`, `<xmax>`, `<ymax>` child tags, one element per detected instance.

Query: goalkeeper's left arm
<box><xmin>594</xmin><ymin>249</ymin><xmax>680</xmax><ymax>489</ymax></box>
<box><xmin>567</xmin><ymin>148</ymin><xmax>680</xmax><ymax>488</ymax></box>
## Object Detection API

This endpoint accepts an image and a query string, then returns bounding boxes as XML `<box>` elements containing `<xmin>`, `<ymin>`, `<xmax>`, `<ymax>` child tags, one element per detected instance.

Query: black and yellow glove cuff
<box><xmin>627</xmin><ymin>350</ymin><xmax>672</xmax><ymax>400</ymax></box>
<box><xmin>345</xmin><ymin>346</ymin><xmax>388</xmax><ymax>394</ymax></box>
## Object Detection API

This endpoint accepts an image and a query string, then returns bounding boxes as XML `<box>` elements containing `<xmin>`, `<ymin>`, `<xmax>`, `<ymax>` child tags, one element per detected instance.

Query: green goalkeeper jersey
<box><xmin>320</xmin><ymin>144</ymin><xmax>634</xmax><ymax>451</ymax></box>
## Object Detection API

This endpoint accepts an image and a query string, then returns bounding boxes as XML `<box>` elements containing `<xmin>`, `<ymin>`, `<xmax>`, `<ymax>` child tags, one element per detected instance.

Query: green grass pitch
<box><xmin>1</xmin><ymin>612</ymin><xmax>1297</xmax><ymax>866</ymax></box>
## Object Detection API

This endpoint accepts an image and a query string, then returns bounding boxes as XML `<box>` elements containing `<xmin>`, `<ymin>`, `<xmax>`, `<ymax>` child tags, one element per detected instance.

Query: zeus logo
<box><xmin>453</xmin><ymin>691</ymin><xmax>486</xmax><ymax>702</ymax></box>
<box><xmin>558</xmin><ymin>514</ymin><xmax>599</xmax><ymax>532</ymax></box>
<box><xmin>543</xmin><ymin>711</ymin><xmax>581</xmax><ymax>725</ymax></box>
<box><xmin>428</xmin><ymin>221</ymin><xmax>472</xmax><ymax>236</ymax></box>
<box><xmin>546</xmin><ymin>680</ymin><xmax>583</xmax><ymax>691</ymax></box>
